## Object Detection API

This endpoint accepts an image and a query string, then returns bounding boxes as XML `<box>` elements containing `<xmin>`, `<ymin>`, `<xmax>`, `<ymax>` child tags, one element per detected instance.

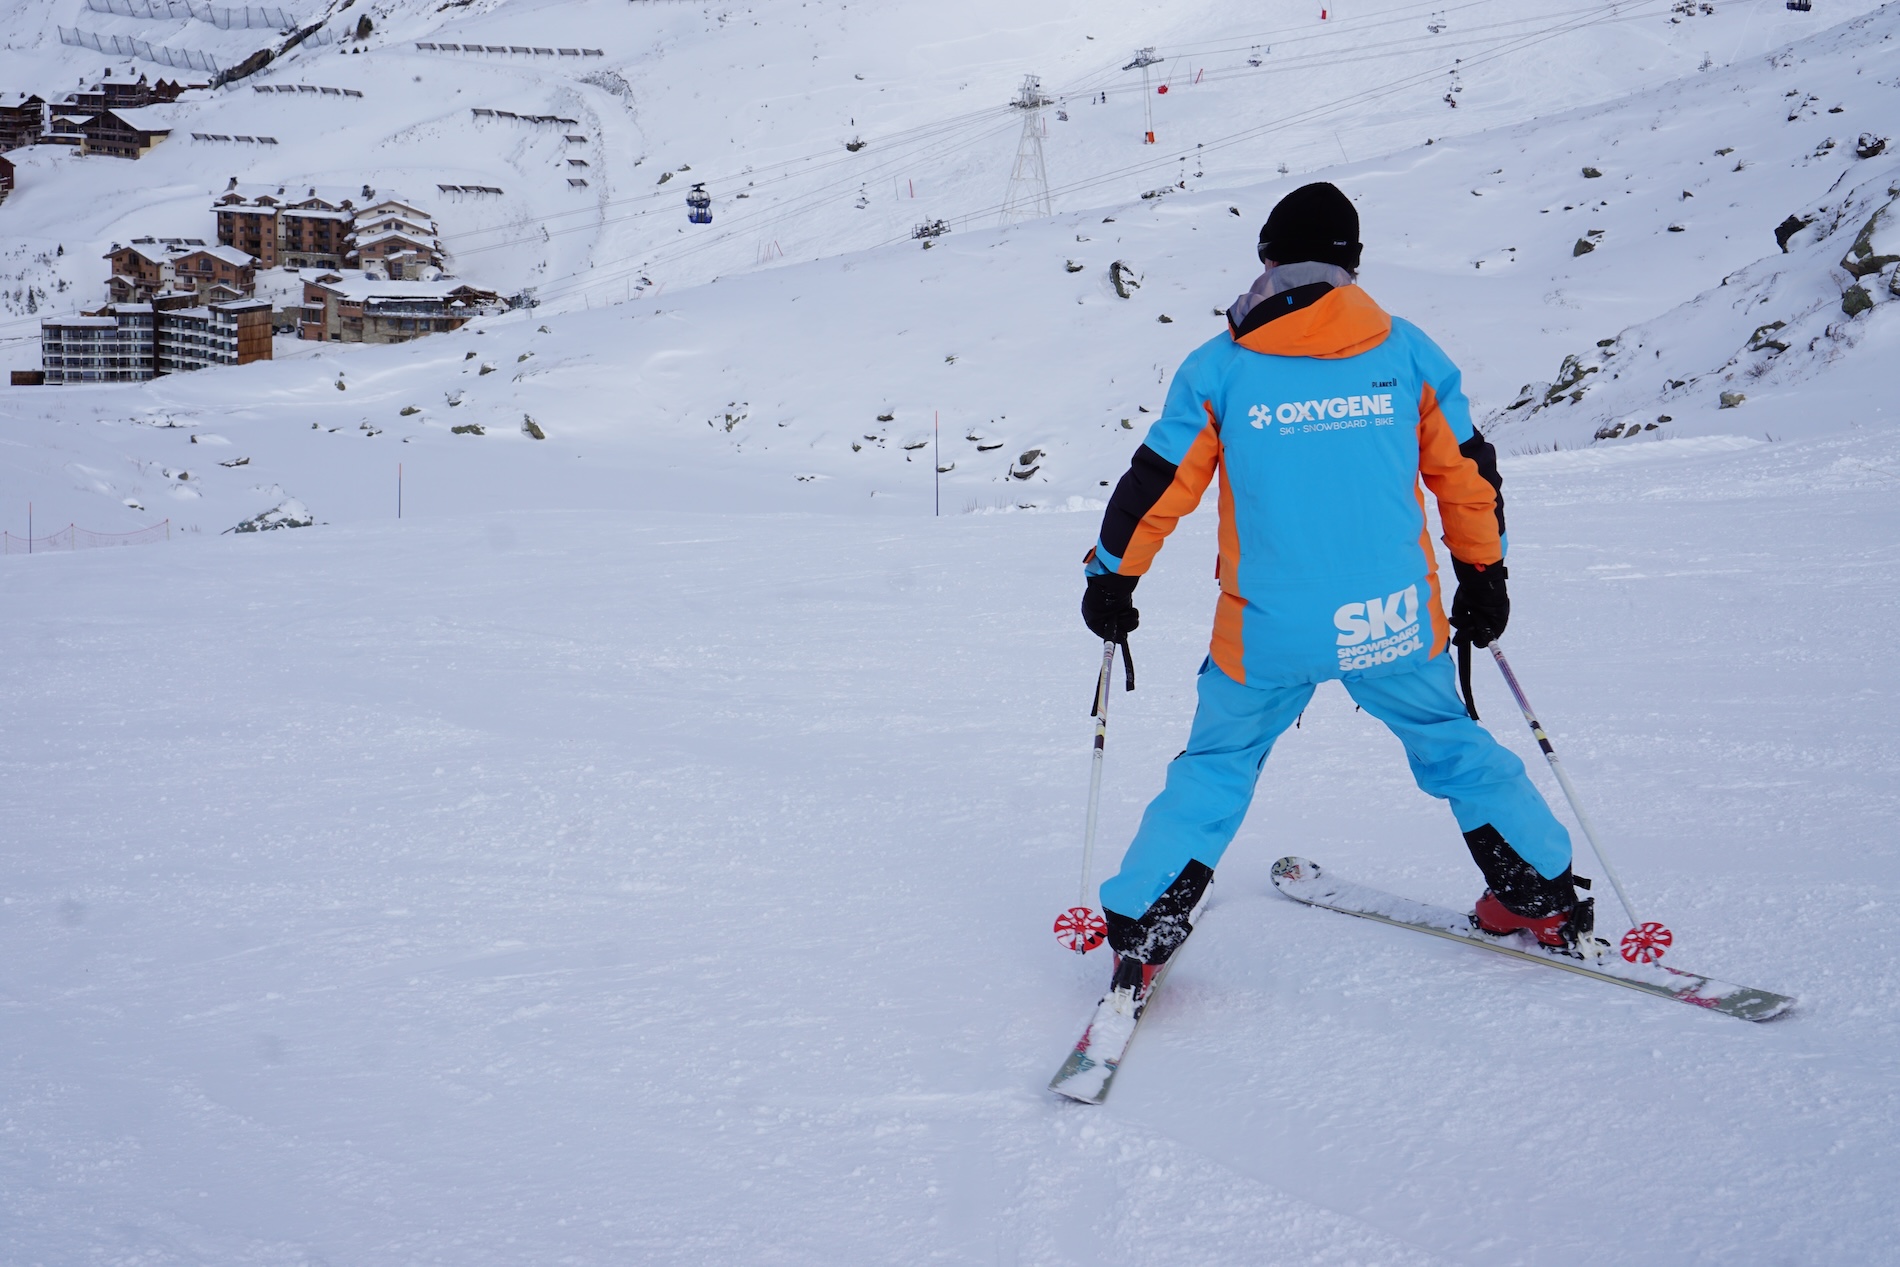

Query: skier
<box><xmin>1080</xmin><ymin>182</ymin><xmax>1590</xmax><ymax>1005</ymax></box>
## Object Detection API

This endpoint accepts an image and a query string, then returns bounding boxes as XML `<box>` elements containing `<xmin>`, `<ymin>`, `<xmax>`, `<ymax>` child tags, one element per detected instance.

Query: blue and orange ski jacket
<box><xmin>1086</xmin><ymin>281</ymin><xmax>1506</xmax><ymax>688</ymax></box>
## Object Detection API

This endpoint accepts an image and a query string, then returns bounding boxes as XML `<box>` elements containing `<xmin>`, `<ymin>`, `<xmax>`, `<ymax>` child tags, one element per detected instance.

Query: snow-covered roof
<box><xmin>357</xmin><ymin>215</ymin><xmax>436</xmax><ymax>234</ymax></box>
<box><xmin>41</xmin><ymin>315</ymin><xmax>120</xmax><ymax>328</ymax></box>
<box><xmin>216</xmin><ymin>183</ymin><xmax>367</xmax><ymax>210</ymax></box>
<box><xmin>306</xmin><ymin>273</ymin><xmax>488</xmax><ymax>302</ymax></box>
<box><xmin>100</xmin><ymin>106</ymin><xmax>175</xmax><ymax>133</ymax></box>
<box><xmin>111</xmin><ymin>243</ymin><xmax>175</xmax><ymax>265</ymax></box>
<box><xmin>356</xmin><ymin>228</ymin><xmax>439</xmax><ymax>249</ymax></box>
<box><xmin>181</xmin><ymin>244</ymin><xmax>257</xmax><ymax>267</ymax></box>
<box><xmin>109</xmin><ymin>241</ymin><xmax>255</xmax><ymax>268</ymax></box>
<box><xmin>356</xmin><ymin>199</ymin><xmax>433</xmax><ymax>221</ymax></box>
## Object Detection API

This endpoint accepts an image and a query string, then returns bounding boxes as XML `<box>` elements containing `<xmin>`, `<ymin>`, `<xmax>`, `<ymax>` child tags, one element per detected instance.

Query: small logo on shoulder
<box><xmin>1370</xmin><ymin>378</ymin><xmax>1397</xmax><ymax>388</ymax></box>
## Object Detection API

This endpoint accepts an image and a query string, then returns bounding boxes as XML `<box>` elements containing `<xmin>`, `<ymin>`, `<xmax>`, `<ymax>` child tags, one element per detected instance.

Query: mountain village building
<box><xmin>0</xmin><ymin>154</ymin><xmax>13</xmax><ymax>205</ymax></box>
<box><xmin>214</xmin><ymin>188</ymin><xmax>355</xmax><ymax>268</ymax></box>
<box><xmin>0</xmin><ymin>92</ymin><xmax>44</xmax><ymax>149</ymax></box>
<box><xmin>277</xmin><ymin>197</ymin><xmax>353</xmax><ymax>268</ymax></box>
<box><xmin>156</xmin><ymin>298</ymin><xmax>271</xmax><ymax>374</ymax></box>
<box><xmin>76</xmin><ymin>107</ymin><xmax>173</xmax><ymax>159</ymax></box>
<box><xmin>32</xmin><ymin>180</ymin><xmax>480</xmax><ymax>382</ymax></box>
<box><xmin>300</xmin><ymin>273</ymin><xmax>498</xmax><ymax>343</ymax></box>
<box><xmin>0</xmin><ymin>76</ymin><xmax>190</xmax><ymax>154</ymax></box>
<box><xmin>60</xmin><ymin>76</ymin><xmax>191</xmax><ymax>115</ymax></box>
<box><xmin>214</xmin><ymin>187</ymin><xmax>444</xmax><ymax>273</ymax></box>
<box><xmin>40</xmin><ymin>295</ymin><xmax>270</xmax><ymax>384</ymax></box>
<box><xmin>42</xmin><ymin>109</ymin><xmax>87</xmax><ymax>148</ymax></box>
<box><xmin>351</xmin><ymin>201</ymin><xmax>446</xmax><ymax>277</ymax></box>
<box><xmin>106</xmin><ymin>239</ymin><xmax>257</xmax><ymax>305</ymax></box>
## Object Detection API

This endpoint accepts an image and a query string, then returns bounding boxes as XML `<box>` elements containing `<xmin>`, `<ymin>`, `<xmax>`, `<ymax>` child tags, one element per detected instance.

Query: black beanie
<box><xmin>1257</xmin><ymin>182</ymin><xmax>1362</xmax><ymax>271</ymax></box>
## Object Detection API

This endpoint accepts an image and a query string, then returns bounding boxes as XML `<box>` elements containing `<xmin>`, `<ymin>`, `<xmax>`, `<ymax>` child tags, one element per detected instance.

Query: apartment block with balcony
<box><xmin>279</xmin><ymin>201</ymin><xmax>353</xmax><ymax>268</ymax></box>
<box><xmin>59</xmin><ymin>75</ymin><xmax>191</xmax><ymax>116</ymax></box>
<box><xmin>156</xmin><ymin>298</ymin><xmax>271</xmax><ymax>373</ymax></box>
<box><xmin>40</xmin><ymin>298</ymin><xmax>271</xmax><ymax>384</ymax></box>
<box><xmin>215</xmin><ymin>187</ymin><xmax>449</xmax><ymax>274</ymax></box>
<box><xmin>78</xmin><ymin>107</ymin><xmax>172</xmax><ymax>159</ymax></box>
<box><xmin>40</xmin><ymin>306</ymin><xmax>155</xmax><ymax>383</ymax></box>
<box><xmin>105</xmin><ymin>239</ymin><xmax>257</xmax><ymax>305</ymax></box>
<box><xmin>217</xmin><ymin>200</ymin><xmax>279</xmax><ymax>266</ymax></box>
<box><xmin>0</xmin><ymin>92</ymin><xmax>44</xmax><ymax>149</ymax></box>
<box><xmin>300</xmin><ymin>273</ymin><xmax>499</xmax><ymax>344</ymax></box>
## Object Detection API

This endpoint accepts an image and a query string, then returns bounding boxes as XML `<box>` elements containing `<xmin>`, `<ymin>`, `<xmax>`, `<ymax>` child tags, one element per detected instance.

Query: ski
<box><xmin>1048</xmin><ymin>956</ymin><xmax>1181</xmax><ymax>1104</ymax></box>
<box><xmin>1270</xmin><ymin>856</ymin><xmax>1794</xmax><ymax>1021</ymax></box>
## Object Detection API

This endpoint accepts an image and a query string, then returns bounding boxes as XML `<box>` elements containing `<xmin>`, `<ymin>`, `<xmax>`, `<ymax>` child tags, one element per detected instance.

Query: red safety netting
<box><xmin>3</xmin><ymin>519</ymin><xmax>170</xmax><ymax>555</ymax></box>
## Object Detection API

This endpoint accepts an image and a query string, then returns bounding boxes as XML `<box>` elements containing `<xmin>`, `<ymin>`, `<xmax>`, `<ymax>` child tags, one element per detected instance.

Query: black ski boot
<box><xmin>1102</xmin><ymin>861</ymin><xmax>1213</xmax><ymax>1002</ymax></box>
<box><xmin>1463</xmin><ymin>825</ymin><xmax>1601</xmax><ymax>955</ymax></box>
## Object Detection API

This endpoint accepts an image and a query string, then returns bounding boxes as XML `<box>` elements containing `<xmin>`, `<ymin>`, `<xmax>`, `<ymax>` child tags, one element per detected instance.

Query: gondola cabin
<box><xmin>687</xmin><ymin>183</ymin><xmax>712</xmax><ymax>224</ymax></box>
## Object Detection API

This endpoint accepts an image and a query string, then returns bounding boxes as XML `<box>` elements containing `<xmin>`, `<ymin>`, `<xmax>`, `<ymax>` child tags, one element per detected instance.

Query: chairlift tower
<box><xmin>1000</xmin><ymin>74</ymin><xmax>1054</xmax><ymax>225</ymax></box>
<box><xmin>1123</xmin><ymin>47</ymin><xmax>1161</xmax><ymax>144</ymax></box>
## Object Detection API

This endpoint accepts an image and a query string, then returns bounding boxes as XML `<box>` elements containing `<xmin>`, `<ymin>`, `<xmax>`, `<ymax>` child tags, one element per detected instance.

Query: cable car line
<box><xmin>453</xmin><ymin>0</ymin><xmax>1619</xmax><ymax>262</ymax></box>
<box><xmin>537</xmin><ymin>9</ymin><xmax>1642</xmax><ymax>308</ymax></box>
<box><xmin>529</xmin><ymin>0</ymin><xmax>1680</xmax><ymax>308</ymax></box>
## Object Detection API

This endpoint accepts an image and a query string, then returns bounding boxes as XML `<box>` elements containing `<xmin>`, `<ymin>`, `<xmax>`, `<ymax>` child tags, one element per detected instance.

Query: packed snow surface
<box><xmin>3</xmin><ymin>0</ymin><xmax>1899</xmax><ymax>1260</ymax></box>
<box><xmin>5</xmin><ymin>425</ymin><xmax>1898</xmax><ymax>1264</ymax></box>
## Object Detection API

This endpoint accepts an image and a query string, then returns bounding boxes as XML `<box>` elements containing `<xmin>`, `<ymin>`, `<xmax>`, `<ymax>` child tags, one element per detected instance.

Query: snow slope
<box><xmin>3</xmin><ymin>0</ymin><xmax>1899</xmax><ymax>1261</ymax></box>
<box><xmin>3</xmin><ymin>425</ymin><xmax>1897</xmax><ymax>1264</ymax></box>
<box><xmin>0</xmin><ymin>0</ymin><xmax>1885</xmax><ymax>324</ymax></box>
<box><xmin>4</xmin><ymin>1</ymin><xmax>1898</xmax><ymax>540</ymax></box>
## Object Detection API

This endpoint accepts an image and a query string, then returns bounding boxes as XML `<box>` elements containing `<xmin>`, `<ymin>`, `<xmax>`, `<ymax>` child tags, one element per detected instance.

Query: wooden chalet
<box><xmin>0</xmin><ymin>93</ymin><xmax>44</xmax><ymax>150</ymax></box>
<box><xmin>79</xmin><ymin>108</ymin><xmax>172</xmax><ymax>159</ymax></box>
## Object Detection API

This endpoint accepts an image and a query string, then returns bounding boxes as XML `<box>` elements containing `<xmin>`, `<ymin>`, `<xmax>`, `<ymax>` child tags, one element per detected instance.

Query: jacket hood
<box><xmin>1226</xmin><ymin>261</ymin><xmax>1357</xmax><ymax>328</ymax></box>
<box><xmin>1232</xmin><ymin>283</ymin><xmax>1392</xmax><ymax>360</ymax></box>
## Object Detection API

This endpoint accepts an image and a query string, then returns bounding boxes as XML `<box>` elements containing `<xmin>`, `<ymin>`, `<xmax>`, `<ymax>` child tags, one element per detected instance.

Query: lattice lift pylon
<box><xmin>1000</xmin><ymin>74</ymin><xmax>1054</xmax><ymax>225</ymax></box>
<box><xmin>1123</xmin><ymin>47</ymin><xmax>1162</xmax><ymax>144</ymax></box>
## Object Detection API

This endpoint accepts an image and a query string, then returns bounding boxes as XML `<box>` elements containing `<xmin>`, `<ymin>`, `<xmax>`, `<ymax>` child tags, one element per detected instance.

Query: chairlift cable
<box><xmin>869</xmin><ymin>0</ymin><xmax>1684</xmax><ymax>248</ymax></box>
<box><xmin>460</xmin><ymin>113</ymin><xmax>1021</xmax><ymax>280</ymax></box>
<box><xmin>537</xmin><ymin>0</ymin><xmax>1681</xmax><ymax>308</ymax></box>
<box><xmin>448</xmin><ymin>0</ymin><xmax>1682</xmax><ymax>294</ymax></box>
<box><xmin>527</xmin><ymin>0</ymin><xmax>1683</xmax><ymax>309</ymax></box>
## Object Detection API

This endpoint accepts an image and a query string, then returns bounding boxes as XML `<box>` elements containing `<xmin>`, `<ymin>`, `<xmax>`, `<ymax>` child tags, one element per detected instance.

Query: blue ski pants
<box><xmin>1098</xmin><ymin>653</ymin><xmax>1571</xmax><ymax>921</ymax></box>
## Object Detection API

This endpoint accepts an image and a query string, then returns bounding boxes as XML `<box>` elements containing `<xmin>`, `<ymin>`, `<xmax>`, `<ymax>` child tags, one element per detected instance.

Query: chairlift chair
<box><xmin>686</xmin><ymin>182</ymin><xmax>712</xmax><ymax>224</ymax></box>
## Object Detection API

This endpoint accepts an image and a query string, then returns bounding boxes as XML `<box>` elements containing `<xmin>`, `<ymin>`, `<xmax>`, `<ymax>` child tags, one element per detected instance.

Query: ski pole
<box><xmin>1078</xmin><ymin>638</ymin><xmax>1117</xmax><ymax>905</ymax></box>
<box><xmin>1053</xmin><ymin>639</ymin><xmax>1119</xmax><ymax>953</ymax></box>
<box><xmin>1487</xmin><ymin>643</ymin><xmax>1672</xmax><ymax>962</ymax></box>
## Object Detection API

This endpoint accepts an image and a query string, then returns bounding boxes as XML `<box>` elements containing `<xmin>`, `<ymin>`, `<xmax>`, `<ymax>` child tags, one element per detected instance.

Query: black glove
<box><xmin>1082</xmin><ymin>571</ymin><xmax>1140</xmax><ymax>642</ymax></box>
<box><xmin>1449</xmin><ymin>559</ymin><xmax>1509</xmax><ymax>647</ymax></box>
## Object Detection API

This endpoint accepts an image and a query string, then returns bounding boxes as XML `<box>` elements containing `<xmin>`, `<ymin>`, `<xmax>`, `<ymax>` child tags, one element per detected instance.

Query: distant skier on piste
<box><xmin>1080</xmin><ymin>182</ymin><xmax>1588</xmax><ymax>1007</ymax></box>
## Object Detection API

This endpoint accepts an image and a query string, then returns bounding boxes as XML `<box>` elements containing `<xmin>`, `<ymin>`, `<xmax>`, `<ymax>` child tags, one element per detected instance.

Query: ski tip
<box><xmin>1270</xmin><ymin>856</ymin><xmax>1321</xmax><ymax>889</ymax></box>
<box><xmin>1049</xmin><ymin>1056</ymin><xmax>1114</xmax><ymax>1104</ymax></box>
<box><xmin>1734</xmin><ymin>991</ymin><xmax>1799</xmax><ymax>1022</ymax></box>
<box><xmin>1049</xmin><ymin>1079</ymin><xmax>1110</xmax><ymax>1105</ymax></box>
